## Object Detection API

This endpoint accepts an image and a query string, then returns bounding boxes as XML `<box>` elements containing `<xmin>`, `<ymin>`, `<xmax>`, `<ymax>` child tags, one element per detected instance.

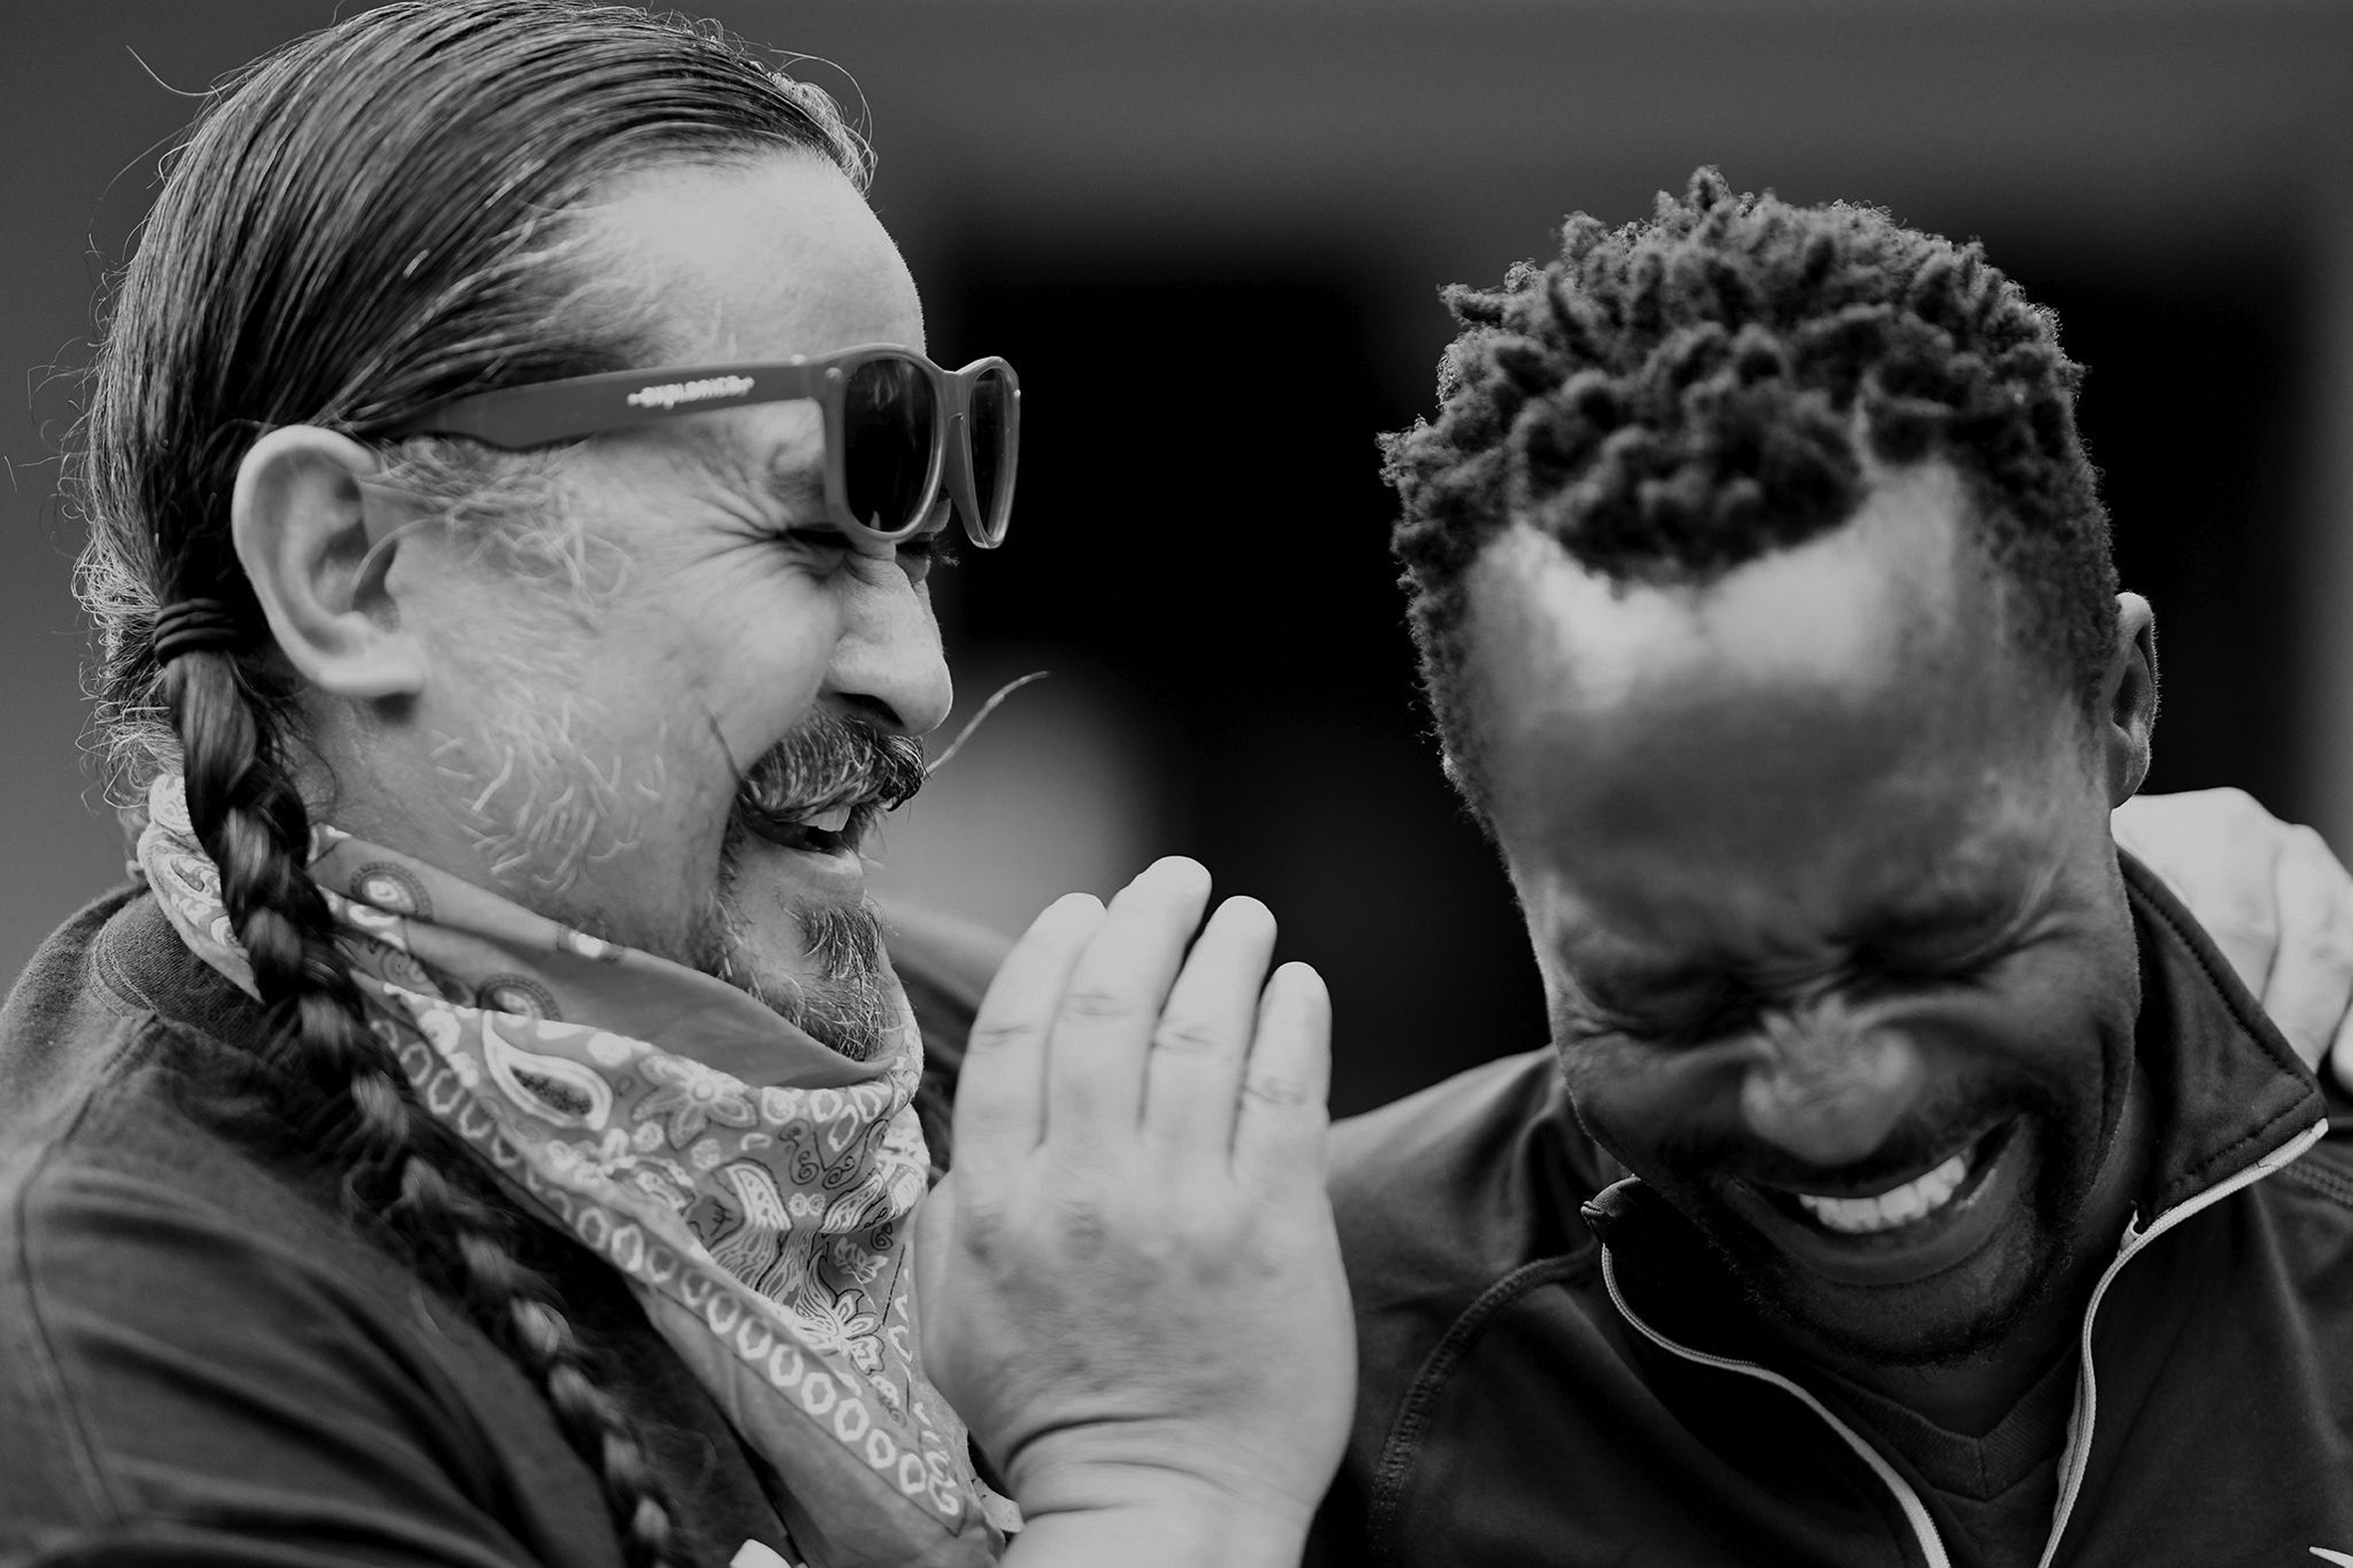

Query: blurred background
<box><xmin>7</xmin><ymin>0</ymin><xmax>2353</xmax><ymax>1113</ymax></box>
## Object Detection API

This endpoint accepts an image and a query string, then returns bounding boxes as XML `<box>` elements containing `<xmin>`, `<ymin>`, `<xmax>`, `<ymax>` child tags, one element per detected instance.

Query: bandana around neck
<box><xmin>137</xmin><ymin>775</ymin><xmax>1012</xmax><ymax>1567</ymax></box>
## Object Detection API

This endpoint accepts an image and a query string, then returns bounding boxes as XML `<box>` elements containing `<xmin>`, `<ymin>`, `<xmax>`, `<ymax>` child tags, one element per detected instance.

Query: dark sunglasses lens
<box><xmin>841</xmin><ymin>357</ymin><xmax>938</xmax><ymax>532</ymax></box>
<box><xmin>967</xmin><ymin>367</ymin><xmax>1016</xmax><ymax>538</ymax></box>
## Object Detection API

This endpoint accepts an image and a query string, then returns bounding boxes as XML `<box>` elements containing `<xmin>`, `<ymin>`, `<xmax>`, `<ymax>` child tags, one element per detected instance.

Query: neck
<box><xmin>1797</xmin><ymin>1058</ymin><xmax>2153</xmax><ymax>1435</ymax></box>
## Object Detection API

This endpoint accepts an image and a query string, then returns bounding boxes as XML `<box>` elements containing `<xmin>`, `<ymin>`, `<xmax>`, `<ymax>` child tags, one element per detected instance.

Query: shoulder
<box><xmin>0</xmin><ymin>899</ymin><xmax>556</xmax><ymax>1557</ymax></box>
<box><xmin>0</xmin><ymin>889</ymin><xmax>150</xmax><ymax>1142</ymax></box>
<box><xmin>1331</xmin><ymin>1047</ymin><xmax>1601</xmax><ymax>1280</ymax></box>
<box><xmin>2263</xmin><ymin>1131</ymin><xmax>2353</xmax><ymax>1220</ymax></box>
<box><xmin>1329</xmin><ymin>1049</ymin><xmax>1606</xmax><ymax>1454</ymax></box>
<box><xmin>0</xmin><ymin>1111</ymin><xmax>488</xmax><ymax>1541</ymax></box>
<box><xmin>0</xmin><ymin>1058</ymin><xmax>656</xmax><ymax>1562</ymax></box>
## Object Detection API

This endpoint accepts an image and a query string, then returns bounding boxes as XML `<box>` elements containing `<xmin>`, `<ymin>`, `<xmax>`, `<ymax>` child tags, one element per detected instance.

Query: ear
<box><xmin>229</xmin><ymin>427</ymin><xmax>429</xmax><ymax>701</ymax></box>
<box><xmin>2102</xmin><ymin>591</ymin><xmax>2159</xmax><ymax>807</ymax></box>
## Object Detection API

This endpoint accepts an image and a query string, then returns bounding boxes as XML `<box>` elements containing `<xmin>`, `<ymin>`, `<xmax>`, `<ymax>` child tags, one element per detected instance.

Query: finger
<box><xmin>2260</xmin><ymin>826</ymin><xmax>2353</xmax><ymax>1072</ymax></box>
<box><xmin>1045</xmin><ymin>857</ymin><xmax>1215</xmax><ymax>1146</ymax></box>
<box><xmin>2112</xmin><ymin>788</ymin><xmax>2257</xmax><ymax>889</ymax></box>
<box><xmin>912</xmin><ymin>1168</ymin><xmax>962</xmax><ymax>1375</ymax></box>
<box><xmin>2107</xmin><ymin>794</ymin><xmax>2172</xmax><ymax>871</ymax></box>
<box><xmin>1142</xmin><ymin>895</ymin><xmax>1279</xmax><ymax>1155</ymax></box>
<box><xmin>1232</xmin><ymin>961</ymin><xmax>1333</xmax><ymax>1198</ymax></box>
<box><xmin>2194</xmin><ymin>877</ymin><xmax>2281</xmax><ymax>1008</ymax></box>
<box><xmin>2112</xmin><ymin>799</ymin><xmax>2196</xmax><ymax>908</ymax></box>
<box><xmin>2332</xmin><ymin>1008</ymin><xmax>2353</xmax><ymax>1098</ymax></box>
<box><xmin>954</xmin><ymin>892</ymin><xmax>1105</xmax><ymax>1167</ymax></box>
<box><xmin>2114</xmin><ymin>789</ymin><xmax>2277</xmax><ymax>996</ymax></box>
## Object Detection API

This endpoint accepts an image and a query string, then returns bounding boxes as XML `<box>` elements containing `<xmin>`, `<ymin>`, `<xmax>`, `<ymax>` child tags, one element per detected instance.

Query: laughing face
<box><xmin>392</xmin><ymin>153</ymin><xmax>954</xmax><ymax>1061</ymax></box>
<box><xmin>1462</xmin><ymin>462</ymin><xmax>2157</xmax><ymax>1373</ymax></box>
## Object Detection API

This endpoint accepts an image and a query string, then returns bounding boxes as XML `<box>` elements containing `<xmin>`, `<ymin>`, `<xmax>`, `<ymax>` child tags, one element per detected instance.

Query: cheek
<box><xmin>648</xmin><ymin>578</ymin><xmax>844</xmax><ymax>743</ymax></box>
<box><xmin>1553</xmin><ymin>1027</ymin><xmax>1740</xmax><ymax>1172</ymax></box>
<box><xmin>1967</xmin><ymin>896</ymin><xmax>2141</xmax><ymax>1079</ymax></box>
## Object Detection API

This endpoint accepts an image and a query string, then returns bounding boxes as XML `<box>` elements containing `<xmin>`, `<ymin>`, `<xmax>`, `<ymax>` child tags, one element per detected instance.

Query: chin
<box><xmin>1746</xmin><ymin>1228</ymin><xmax>2061</xmax><ymax>1369</ymax></box>
<box><xmin>702</xmin><ymin>850</ymin><xmax>897</xmax><ymax>1062</ymax></box>
<box><xmin>1677</xmin><ymin>1101</ymin><xmax>2102</xmax><ymax>1371</ymax></box>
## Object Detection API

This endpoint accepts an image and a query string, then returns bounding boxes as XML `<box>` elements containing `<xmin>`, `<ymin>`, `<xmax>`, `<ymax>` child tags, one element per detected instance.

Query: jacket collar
<box><xmin>93</xmin><ymin>887</ymin><xmax>269</xmax><ymax>1048</ymax></box>
<box><xmin>1584</xmin><ymin>848</ymin><xmax>2326</xmax><ymax>1261</ymax></box>
<box><xmin>2115</xmin><ymin>849</ymin><xmax>2328</xmax><ymax>1214</ymax></box>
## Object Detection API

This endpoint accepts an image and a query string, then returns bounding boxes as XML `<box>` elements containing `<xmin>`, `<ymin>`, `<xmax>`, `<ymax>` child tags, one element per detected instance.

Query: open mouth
<box><xmin>724</xmin><ymin>717</ymin><xmax>925</xmax><ymax>868</ymax></box>
<box><xmin>1751</xmin><ymin>1122</ymin><xmax>2013</xmax><ymax>1241</ymax></box>
<box><xmin>735</xmin><ymin>797</ymin><xmax>873</xmax><ymax>858</ymax></box>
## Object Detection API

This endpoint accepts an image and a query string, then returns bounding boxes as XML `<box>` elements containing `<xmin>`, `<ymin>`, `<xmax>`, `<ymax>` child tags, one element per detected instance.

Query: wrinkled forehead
<box><xmin>1468</xmin><ymin>464</ymin><xmax>1987</xmax><ymax>741</ymax></box>
<box><xmin>1461</xmin><ymin>464</ymin><xmax>2083</xmax><ymax>927</ymax></box>
<box><xmin>585</xmin><ymin>152</ymin><xmax>925</xmax><ymax>362</ymax></box>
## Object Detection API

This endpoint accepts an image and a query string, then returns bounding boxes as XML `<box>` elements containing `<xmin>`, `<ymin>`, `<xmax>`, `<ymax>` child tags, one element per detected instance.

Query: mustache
<box><xmin>733</xmin><ymin>713</ymin><xmax>928</xmax><ymax>821</ymax></box>
<box><xmin>1666</xmin><ymin>1076</ymin><xmax>2063</xmax><ymax>1193</ymax></box>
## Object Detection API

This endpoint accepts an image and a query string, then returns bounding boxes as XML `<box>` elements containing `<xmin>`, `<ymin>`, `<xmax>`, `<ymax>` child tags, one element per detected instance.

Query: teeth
<box><xmin>1793</xmin><ymin>1149</ymin><xmax>1971</xmax><ymax>1236</ymax></box>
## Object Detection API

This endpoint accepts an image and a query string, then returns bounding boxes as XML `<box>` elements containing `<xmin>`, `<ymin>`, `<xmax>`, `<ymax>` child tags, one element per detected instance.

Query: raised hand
<box><xmin>915</xmin><ymin>858</ymin><xmax>1353</xmax><ymax>1567</ymax></box>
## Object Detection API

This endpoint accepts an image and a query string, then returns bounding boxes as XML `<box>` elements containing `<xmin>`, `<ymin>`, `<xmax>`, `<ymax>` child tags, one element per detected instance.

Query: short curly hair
<box><xmin>1386</xmin><ymin>168</ymin><xmax>2119</xmax><ymax>808</ymax></box>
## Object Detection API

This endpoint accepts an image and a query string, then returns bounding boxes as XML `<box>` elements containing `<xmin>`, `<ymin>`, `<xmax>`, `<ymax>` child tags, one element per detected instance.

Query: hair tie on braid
<box><xmin>150</xmin><ymin>598</ymin><xmax>246</xmax><ymax>665</ymax></box>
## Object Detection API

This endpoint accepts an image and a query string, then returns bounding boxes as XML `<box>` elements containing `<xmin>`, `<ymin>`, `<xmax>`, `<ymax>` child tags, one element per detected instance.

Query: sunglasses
<box><xmin>378</xmin><ymin>344</ymin><xmax>1019</xmax><ymax>549</ymax></box>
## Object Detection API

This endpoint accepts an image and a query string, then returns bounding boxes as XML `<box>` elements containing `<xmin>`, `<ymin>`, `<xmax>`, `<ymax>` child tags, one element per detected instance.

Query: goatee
<box><xmin>714</xmin><ymin>885</ymin><xmax>898</xmax><ymax>1062</ymax></box>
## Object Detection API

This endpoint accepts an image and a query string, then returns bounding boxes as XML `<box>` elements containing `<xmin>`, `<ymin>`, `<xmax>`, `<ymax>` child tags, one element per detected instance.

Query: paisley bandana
<box><xmin>138</xmin><ymin>775</ymin><xmax>1013</xmax><ymax>1568</ymax></box>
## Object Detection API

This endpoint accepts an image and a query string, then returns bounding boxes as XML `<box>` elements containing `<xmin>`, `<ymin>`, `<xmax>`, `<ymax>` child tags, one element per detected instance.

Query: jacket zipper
<box><xmin>1598</xmin><ymin>1240</ymin><xmax>1952</xmax><ymax>1568</ymax></box>
<box><xmin>1595</xmin><ymin>1112</ymin><xmax>2329</xmax><ymax>1568</ymax></box>
<box><xmin>2032</xmin><ymin>1115</ymin><xmax>2328</xmax><ymax>1568</ymax></box>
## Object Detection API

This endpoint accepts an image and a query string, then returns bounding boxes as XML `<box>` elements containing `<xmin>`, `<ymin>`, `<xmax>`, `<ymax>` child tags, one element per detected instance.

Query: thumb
<box><xmin>911</xmin><ymin>1171</ymin><xmax>961</xmax><ymax>1375</ymax></box>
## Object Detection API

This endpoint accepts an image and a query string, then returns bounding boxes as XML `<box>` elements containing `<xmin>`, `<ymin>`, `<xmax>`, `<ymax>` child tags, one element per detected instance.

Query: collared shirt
<box><xmin>1314</xmin><ymin>854</ymin><xmax>2353</xmax><ymax>1568</ymax></box>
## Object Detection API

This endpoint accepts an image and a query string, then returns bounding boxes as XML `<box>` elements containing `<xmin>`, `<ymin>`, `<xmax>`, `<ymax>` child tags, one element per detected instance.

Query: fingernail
<box><xmin>1265</xmin><ymin>961</ymin><xmax>1330</xmax><ymax>1015</ymax></box>
<box><xmin>1031</xmin><ymin>891</ymin><xmax>1104</xmax><ymax>934</ymax></box>
<box><xmin>1145</xmin><ymin>855</ymin><xmax>1212</xmax><ymax>894</ymax></box>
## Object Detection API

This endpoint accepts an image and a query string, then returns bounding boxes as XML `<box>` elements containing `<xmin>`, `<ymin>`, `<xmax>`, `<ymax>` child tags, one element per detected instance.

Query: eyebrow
<box><xmin>1854</xmin><ymin>888</ymin><xmax>2022</xmax><ymax>946</ymax></box>
<box><xmin>650</xmin><ymin>416</ymin><xmax>820</xmax><ymax>522</ymax></box>
<box><xmin>1562</xmin><ymin>873</ymin><xmax>2045</xmax><ymax>1002</ymax></box>
<box><xmin>1558</xmin><ymin>937</ymin><xmax>1718</xmax><ymax>1005</ymax></box>
<box><xmin>1859</xmin><ymin>854</ymin><xmax>2060</xmax><ymax>949</ymax></box>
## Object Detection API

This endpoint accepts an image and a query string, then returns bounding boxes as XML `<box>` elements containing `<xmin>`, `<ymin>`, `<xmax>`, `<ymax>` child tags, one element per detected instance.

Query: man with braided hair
<box><xmin>0</xmin><ymin>5</ymin><xmax>1353</xmax><ymax>1565</ymax></box>
<box><xmin>1314</xmin><ymin>171</ymin><xmax>2353</xmax><ymax>1566</ymax></box>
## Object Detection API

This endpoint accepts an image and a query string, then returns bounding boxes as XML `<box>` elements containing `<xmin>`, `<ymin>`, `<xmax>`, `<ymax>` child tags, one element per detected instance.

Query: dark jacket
<box><xmin>0</xmin><ymin>887</ymin><xmax>1002</xmax><ymax>1568</ymax></box>
<box><xmin>1316</xmin><ymin>857</ymin><xmax>2353</xmax><ymax>1568</ymax></box>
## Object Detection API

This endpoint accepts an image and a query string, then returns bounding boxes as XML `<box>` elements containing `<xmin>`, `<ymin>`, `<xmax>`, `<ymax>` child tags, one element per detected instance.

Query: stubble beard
<box><xmin>691</xmin><ymin>712</ymin><xmax>928</xmax><ymax>1064</ymax></box>
<box><xmin>1668</xmin><ymin>1078</ymin><xmax>2103</xmax><ymax>1371</ymax></box>
<box><xmin>700</xmin><ymin>823</ymin><xmax>900</xmax><ymax>1063</ymax></box>
<box><xmin>442</xmin><ymin>671</ymin><xmax>918</xmax><ymax>1063</ymax></box>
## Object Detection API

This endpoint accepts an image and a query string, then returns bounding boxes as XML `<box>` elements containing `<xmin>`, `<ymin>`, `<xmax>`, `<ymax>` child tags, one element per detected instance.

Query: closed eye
<box><xmin>771</xmin><ymin>525</ymin><xmax>856</xmax><ymax>562</ymax></box>
<box><xmin>1856</xmin><ymin>942</ymin><xmax>2009</xmax><ymax>992</ymax></box>
<box><xmin>1569</xmin><ymin>979</ymin><xmax>1757</xmax><ymax>1046</ymax></box>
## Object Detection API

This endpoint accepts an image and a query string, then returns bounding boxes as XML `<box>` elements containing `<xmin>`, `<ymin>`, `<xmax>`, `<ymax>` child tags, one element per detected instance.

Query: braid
<box><xmin>166</xmin><ymin>646</ymin><xmax>686</xmax><ymax>1568</ymax></box>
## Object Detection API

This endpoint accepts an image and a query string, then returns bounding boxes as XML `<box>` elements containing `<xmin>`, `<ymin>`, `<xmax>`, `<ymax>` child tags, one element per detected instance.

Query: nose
<box><xmin>1739</xmin><ymin>1003</ymin><xmax>1928</xmax><ymax>1169</ymax></box>
<box><xmin>827</xmin><ymin>556</ymin><xmax>954</xmax><ymax>738</ymax></box>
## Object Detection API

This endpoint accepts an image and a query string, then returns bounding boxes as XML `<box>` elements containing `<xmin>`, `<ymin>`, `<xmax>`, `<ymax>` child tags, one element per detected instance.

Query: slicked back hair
<box><xmin>66</xmin><ymin>6</ymin><xmax>870</xmax><ymax>1562</ymax></box>
<box><xmin>1385</xmin><ymin>168</ymin><xmax>2120</xmax><ymax>815</ymax></box>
